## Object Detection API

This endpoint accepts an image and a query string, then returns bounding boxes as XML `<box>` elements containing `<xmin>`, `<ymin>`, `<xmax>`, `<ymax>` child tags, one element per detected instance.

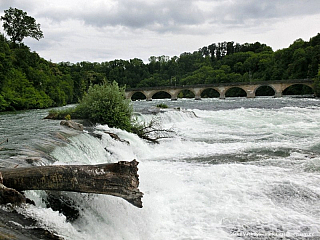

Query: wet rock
<box><xmin>53</xmin><ymin>132</ymin><xmax>70</xmax><ymax>143</ymax></box>
<box><xmin>0</xmin><ymin>183</ymin><xmax>26</xmax><ymax>205</ymax></box>
<box><xmin>25</xmin><ymin>157</ymin><xmax>42</xmax><ymax>165</ymax></box>
<box><xmin>0</xmin><ymin>207</ymin><xmax>62</xmax><ymax>240</ymax></box>
<box><xmin>45</xmin><ymin>192</ymin><xmax>80</xmax><ymax>222</ymax></box>
<box><xmin>60</xmin><ymin>120</ymin><xmax>83</xmax><ymax>131</ymax></box>
<box><xmin>104</xmin><ymin>131</ymin><xmax>130</xmax><ymax>145</ymax></box>
<box><xmin>89</xmin><ymin>132</ymin><xmax>102</xmax><ymax>139</ymax></box>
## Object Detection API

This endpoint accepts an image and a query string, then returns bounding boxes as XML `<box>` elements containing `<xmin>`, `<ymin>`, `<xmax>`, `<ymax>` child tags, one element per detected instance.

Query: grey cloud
<box><xmin>12</xmin><ymin>0</ymin><xmax>320</xmax><ymax>36</ymax></box>
<box><xmin>0</xmin><ymin>1</ymin><xmax>39</xmax><ymax>15</ymax></box>
<box><xmin>84</xmin><ymin>1</ymin><xmax>205</xmax><ymax>33</ymax></box>
<box><xmin>39</xmin><ymin>0</ymin><xmax>205</xmax><ymax>32</ymax></box>
<box><xmin>0</xmin><ymin>0</ymin><xmax>18</xmax><ymax>10</ymax></box>
<box><xmin>213</xmin><ymin>0</ymin><xmax>320</xmax><ymax>24</ymax></box>
<box><xmin>1</xmin><ymin>0</ymin><xmax>319</xmax><ymax>64</ymax></box>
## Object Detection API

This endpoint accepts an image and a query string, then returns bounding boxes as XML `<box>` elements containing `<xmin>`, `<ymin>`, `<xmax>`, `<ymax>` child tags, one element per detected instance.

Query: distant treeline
<box><xmin>0</xmin><ymin>33</ymin><xmax>320</xmax><ymax>111</ymax></box>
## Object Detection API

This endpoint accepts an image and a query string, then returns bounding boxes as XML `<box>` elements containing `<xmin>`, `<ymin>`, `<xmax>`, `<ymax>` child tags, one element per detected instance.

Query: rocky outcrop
<box><xmin>0</xmin><ymin>183</ymin><xmax>26</xmax><ymax>205</ymax></box>
<box><xmin>60</xmin><ymin>120</ymin><xmax>83</xmax><ymax>131</ymax></box>
<box><xmin>0</xmin><ymin>172</ymin><xmax>26</xmax><ymax>205</ymax></box>
<box><xmin>0</xmin><ymin>208</ymin><xmax>62</xmax><ymax>240</ymax></box>
<box><xmin>44</xmin><ymin>191</ymin><xmax>80</xmax><ymax>222</ymax></box>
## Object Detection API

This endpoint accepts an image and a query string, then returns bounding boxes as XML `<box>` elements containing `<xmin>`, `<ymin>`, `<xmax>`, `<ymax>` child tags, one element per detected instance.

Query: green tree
<box><xmin>0</xmin><ymin>94</ymin><xmax>8</xmax><ymax>111</ymax></box>
<box><xmin>1</xmin><ymin>7</ymin><xmax>43</xmax><ymax>44</ymax></box>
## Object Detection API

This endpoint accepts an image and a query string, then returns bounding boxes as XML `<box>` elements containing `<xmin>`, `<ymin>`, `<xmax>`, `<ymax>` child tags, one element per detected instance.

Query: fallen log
<box><xmin>0</xmin><ymin>160</ymin><xmax>143</xmax><ymax>208</ymax></box>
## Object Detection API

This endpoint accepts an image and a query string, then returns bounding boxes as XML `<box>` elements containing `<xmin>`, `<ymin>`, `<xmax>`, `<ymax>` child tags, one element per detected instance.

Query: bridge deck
<box><xmin>125</xmin><ymin>79</ymin><xmax>314</xmax><ymax>100</ymax></box>
<box><xmin>126</xmin><ymin>79</ymin><xmax>313</xmax><ymax>92</ymax></box>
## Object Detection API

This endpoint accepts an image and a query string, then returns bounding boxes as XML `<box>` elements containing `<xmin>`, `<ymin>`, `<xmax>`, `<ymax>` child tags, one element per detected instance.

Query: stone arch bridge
<box><xmin>125</xmin><ymin>79</ymin><xmax>314</xmax><ymax>101</ymax></box>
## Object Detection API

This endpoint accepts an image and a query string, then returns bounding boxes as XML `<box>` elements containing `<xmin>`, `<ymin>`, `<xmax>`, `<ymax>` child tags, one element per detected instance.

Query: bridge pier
<box><xmin>271</xmin><ymin>84</ymin><xmax>284</xmax><ymax>98</ymax></box>
<box><xmin>274</xmin><ymin>91</ymin><xmax>282</xmax><ymax>98</ymax></box>
<box><xmin>169</xmin><ymin>90</ymin><xmax>179</xmax><ymax>101</ymax></box>
<box><xmin>218</xmin><ymin>87</ymin><xmax>226</xmax><ymax>99</ymax></box>
<box><xmin>244</xmin><ymin>85</ymin><xmax>256</xmax><ymax>98</ymax></box>
<box><xmin>246</xmin><ymin>91</ymin><xmax>256</xmax><ymax>98</ymax></box>
<box><xmin>143</xmin><ymin>91</ymin><xmax>154</xmax><ymax>101</ymax></box>
<box><xmin>219</xmin><ymin>94</ymin><xmax>225</xmax><ymax>99</ymax></box>
<box><xmin>193</xmin><ymin>88</ymin><xmax>202</xmax><ymax>100</ymax></box>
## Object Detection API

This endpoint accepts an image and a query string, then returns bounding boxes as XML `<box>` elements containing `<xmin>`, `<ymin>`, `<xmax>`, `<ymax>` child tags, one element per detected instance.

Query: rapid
<box><xmin>1</xmin><ymin>97</ymin><xmax>320</xmax><ymax>239</ymax></box>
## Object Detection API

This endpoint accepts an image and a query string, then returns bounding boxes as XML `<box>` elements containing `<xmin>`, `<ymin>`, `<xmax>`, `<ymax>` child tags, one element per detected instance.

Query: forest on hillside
<box><xmin>0</xmin><ymin>32</ymin><xmax>320</xmax><ymax>111</ymax></box>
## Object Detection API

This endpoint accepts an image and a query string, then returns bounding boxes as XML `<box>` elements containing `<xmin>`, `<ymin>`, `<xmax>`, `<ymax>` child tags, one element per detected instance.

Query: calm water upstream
<box><xmin>1</xmin><ymin>97</ymin><xmax>320</xmax><ymax>239</ymax></box>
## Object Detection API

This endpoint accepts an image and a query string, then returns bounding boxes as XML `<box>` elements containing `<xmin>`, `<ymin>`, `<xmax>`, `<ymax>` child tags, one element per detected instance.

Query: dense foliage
<box><xmin>1</xmin><ymin>32</ymin><xmax>320</xmax><ymax>111</ymax></box>
<box><xmin>0</xmin><ymin>35</ymin><xmax>76</xmax><ymax>111</ymax></box>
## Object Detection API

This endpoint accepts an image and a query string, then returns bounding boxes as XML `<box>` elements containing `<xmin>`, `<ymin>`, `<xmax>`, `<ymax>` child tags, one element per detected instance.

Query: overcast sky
<box><xmin>0</xmin><ymin>0</ymin><xmax>319</xmax><ymax>63</ymax></box>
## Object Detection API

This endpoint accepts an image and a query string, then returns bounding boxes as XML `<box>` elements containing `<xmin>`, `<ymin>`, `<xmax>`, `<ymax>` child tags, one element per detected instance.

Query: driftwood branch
<box><xmin>134</xmin><ymin>119</ymin><xmax>175</xmax><ymax>144</ymax></box>
<box><xmin>0</xmin><ymin>139</ymin><xmax>8</xmax><ymax>146</ymax></box>
<box><xmin>0</xmin><ymin>160</ymin><xmax>143</xmax><ymax>208</ymax></box>
<box><xmin>0</xmin><ymin>139</ymin><xmax>8</xmax><ymax>150</ymax></box>
<box><xmin>103</xmin><ymin>131</ymin><xmax>130</xmax><ymax>145</ymax></box>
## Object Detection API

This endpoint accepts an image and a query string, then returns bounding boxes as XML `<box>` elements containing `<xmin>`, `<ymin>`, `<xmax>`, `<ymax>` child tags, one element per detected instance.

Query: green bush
<box><xmin>47</xmin><ymin>81</ymin><xmax>134</xmax><ymax>130</ymax></box>
<box><xmin>75</xmin><ymin>81</ymin><xmax>133</xmax><ymax>130</ymax></box>
<box><xmin>156</xmin><ymin>103</ymin><xmax>168</xmax><ymax>108</ymax></box>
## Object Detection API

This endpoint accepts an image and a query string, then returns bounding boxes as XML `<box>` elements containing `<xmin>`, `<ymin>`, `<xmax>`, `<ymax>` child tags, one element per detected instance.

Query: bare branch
<box><xmin>0</xmin><ymin>139</ymin><xmax>8</xmax><ymax>146</ymax></box>
<box><xmin>134</xmin><ymin>118</ymin><xmax>175</xmax><ymax>144</ymax></box>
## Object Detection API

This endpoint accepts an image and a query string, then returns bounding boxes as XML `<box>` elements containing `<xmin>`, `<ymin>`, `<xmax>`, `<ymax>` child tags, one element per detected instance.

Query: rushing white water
<box><xmin>7</xmin><ymin>98</ymin><xmax>320</xmax><ymax>239</ymax></box>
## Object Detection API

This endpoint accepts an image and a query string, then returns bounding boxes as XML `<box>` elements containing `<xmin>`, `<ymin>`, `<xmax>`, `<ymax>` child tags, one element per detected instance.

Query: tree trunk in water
<box><xmin>0</xmin><ymin>160</ymin><xmax>143</xmax><ymax>208</ymax></box>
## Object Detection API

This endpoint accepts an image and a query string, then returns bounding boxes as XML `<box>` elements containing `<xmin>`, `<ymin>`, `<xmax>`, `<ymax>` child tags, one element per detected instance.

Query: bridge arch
<box><xmin>177</xmin><ymin>89</ymin><xmax>196</xmax><ymax>98</ymax></box>
<box><xmin>152</xmin><ymin>91</ymin><xmax>172</xmax><ymax>99</ymax></box>
<box><xmin>255</xmin><ymin>85</ymin><xmax>276</xmax><ymax>96</ymax></box>
<box><xmin>282</xmin><ymin>83</ymin><xmax>314</xmax><ymax>96</ymax></box>
<box><xmin>225</xmin><ymin>87</ymin><xmax>247</xmax><ymax>97</ymax></box>
<box><xmin>131</xmin><ymin>91</ymin><xmax>147</xmax><ymax>100</ymax></box>
<box><xmin>201</xmin><ymin>88</ymin><xmax>220</xmax><ymax>98</ymax></box>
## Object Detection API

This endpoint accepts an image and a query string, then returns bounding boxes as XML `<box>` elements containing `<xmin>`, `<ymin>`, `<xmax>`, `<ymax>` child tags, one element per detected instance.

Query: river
<box><xmin>1</xmin><ymin>97</ymin><xmax>320</xmax><ymax>239</ymax></box>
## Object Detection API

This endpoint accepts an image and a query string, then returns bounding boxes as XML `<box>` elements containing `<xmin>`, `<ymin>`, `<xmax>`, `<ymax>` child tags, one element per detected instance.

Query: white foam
<box><xmin>22</xmin><ymin>100</ymin><xmax>320</xmax><ymax>239</ymax></box>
